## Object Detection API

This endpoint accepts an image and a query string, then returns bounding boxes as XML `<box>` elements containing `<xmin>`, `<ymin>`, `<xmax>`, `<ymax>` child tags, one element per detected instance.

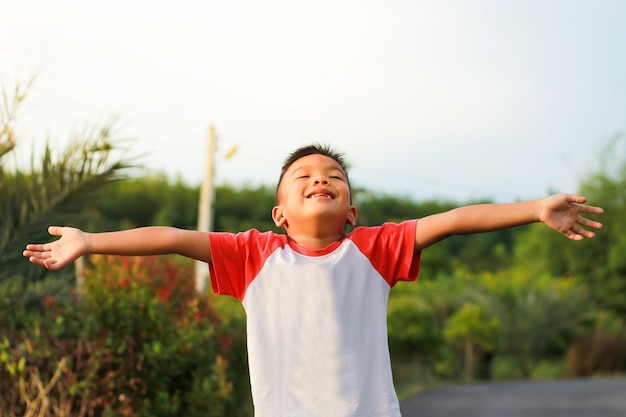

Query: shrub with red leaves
<box><xmin>0</xmin><ymin>255</ymin><xmax>250</xmax><ymax>417</ymax></box>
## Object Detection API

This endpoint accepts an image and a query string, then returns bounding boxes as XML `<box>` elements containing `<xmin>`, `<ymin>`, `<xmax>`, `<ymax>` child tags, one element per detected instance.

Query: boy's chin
<box><xmin>300</xmin><ymin>208</ymin><xmax>350</xmax><ymax>223</ymax></box>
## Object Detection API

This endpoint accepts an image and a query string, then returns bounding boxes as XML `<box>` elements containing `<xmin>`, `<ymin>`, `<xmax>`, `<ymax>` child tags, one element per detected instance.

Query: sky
<box><xmin>2</xmin><ymin>0</ymin><xmax>625</xmax><ymax>203</ymax></box>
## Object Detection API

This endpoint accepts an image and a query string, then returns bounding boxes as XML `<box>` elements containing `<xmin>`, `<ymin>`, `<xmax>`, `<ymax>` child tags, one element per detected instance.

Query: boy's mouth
<box><xmin>306</xmin><ymin>190</ymin><xmax>335</xmax><ymax>199</ymax></box>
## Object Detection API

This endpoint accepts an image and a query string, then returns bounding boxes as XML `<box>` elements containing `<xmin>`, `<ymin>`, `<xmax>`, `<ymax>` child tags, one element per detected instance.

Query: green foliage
<box><xmin>490</xmin><ymin>357</ymin><xmax>570</xmax><ymax>381</ymax></box>
<box><xmin>387</xmin><ymin>296</ymin><xmax>442</xmax><ymax>359</ymax></box>
<box><xmin>0</xmin><ymin>255</ymin><xmax>250</xmax><ymax>416</ymax></box>
<box><xmin>0</xmin><ymin>82</ymin><xmax>132</xmax><ymax>289</ymax></box>
<box><xmin>215</xmin><ymin>184</ymin><xmax>279</xmax><ymax>233</ymax></box>
<box><xmin>443</xmin><ymin>303</ymin><xmax>500</xmax><ymax>381</ymax></box>
<box><xmin>88</xmin><ymin>175</ymin><xmax>199</xmax><ymax>230</ymax></box>
<box><xmin>387</xmin><ymin>265</ymin><xmax>605</xmax><ymax>385</ymax></box>
<box><xmin>570</xmin><ymin>135</ymin><xmax>626</xmax><ymax>314</ymax></box>
<box><xmin>88</xmin><ymin>178</ymin><xmax>279</xmax><ymax>234</ymax></box>
<box><xmin>513</xmin><ymin>222</ymin><xmax>569</xmax><ymax>276</ymax></box>
<box><xmin>386</xmin><ymin>136</ymin><xmax>626</xmax><ymax>390</ymax></box>
<box><xmin>512</xmin><ymin>135</ymin><xmax>626</xmax><ymax>315</ymax></box>
<box><xmin>354</xmin><ymin>191</ymin><xmax>440</xmax><ymax>225</ymax></box>
<box><xmin>566</xmin><ymin>309</ymin><xmax>626</xmax><ymax>377</ymax></box>
<box><xmin>473</xmin><ymin>268</ymin><xmax>588</xmax><ymax>379</ymax></box>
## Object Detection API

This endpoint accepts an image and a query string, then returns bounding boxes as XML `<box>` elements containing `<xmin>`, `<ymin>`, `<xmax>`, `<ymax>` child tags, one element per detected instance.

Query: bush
<box><xmin>0</xmin><ymin>255</ymin><xmax>250</xmax><ymax>417</ymax></box>
<box><xmin>566</xmin><ymin>310</ymin><xmax>626</xmax><ymax>377</ymax></box>
<box><xmin>387</xmin><ymin>296</ymin><xmax>442</xmax><ymax>358</ymax></box>
<box><xmin>387</xmin><ymin>266</ymin><xmax>609</xmax><ymax>387</ymax></box>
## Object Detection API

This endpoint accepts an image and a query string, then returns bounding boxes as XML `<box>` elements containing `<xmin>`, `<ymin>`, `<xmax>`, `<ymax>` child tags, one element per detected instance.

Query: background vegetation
<box><xmin>1</xmin><ymin>88</ymin><xmax>624</xmax><ymax>415</ymax></box>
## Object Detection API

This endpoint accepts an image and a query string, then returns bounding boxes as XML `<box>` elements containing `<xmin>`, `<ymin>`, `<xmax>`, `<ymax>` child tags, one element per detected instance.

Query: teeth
<box><xmin>309</xmin><ymin>194</ymin><xmax>331</xmax><ymax>199</ymax></box>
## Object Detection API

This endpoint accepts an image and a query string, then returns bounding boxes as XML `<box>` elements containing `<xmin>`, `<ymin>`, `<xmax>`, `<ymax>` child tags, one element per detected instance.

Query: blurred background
<box><xmin>1</xmin><ymin>1</ymin><xmax>625</xmax><ymax>416</ymax></box>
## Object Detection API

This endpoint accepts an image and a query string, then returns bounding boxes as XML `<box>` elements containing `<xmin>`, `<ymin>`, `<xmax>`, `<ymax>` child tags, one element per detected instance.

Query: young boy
<box><xmin>24</xmin><ymin>144</ymin><xmax>604</xmax><ymax>417</ymax></box>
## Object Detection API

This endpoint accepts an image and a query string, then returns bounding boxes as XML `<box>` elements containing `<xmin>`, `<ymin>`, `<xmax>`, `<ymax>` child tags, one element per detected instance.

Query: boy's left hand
<box><xmin>539</xmin><ymin>194</ymin><xmax>604</xmax><ymax>240</ymax></box>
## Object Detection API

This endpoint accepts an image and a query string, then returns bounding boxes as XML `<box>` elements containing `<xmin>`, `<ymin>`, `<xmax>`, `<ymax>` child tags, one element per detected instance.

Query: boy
<box><xmin>24</xmin><ymin>144</ymin><xmax>604</xmax><ymax>417</ymax></box>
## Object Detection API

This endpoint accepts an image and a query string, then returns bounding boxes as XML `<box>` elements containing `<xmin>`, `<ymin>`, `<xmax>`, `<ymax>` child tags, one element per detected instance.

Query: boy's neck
<box><xmin>284</xmin><ymin>217</ymin><xmax>348</xmax><ymax>250</ymax></box>
<box><xmin>286</xmin><ymin>232</ymin><xmax>346</xmax><ymax>250</ymax></box>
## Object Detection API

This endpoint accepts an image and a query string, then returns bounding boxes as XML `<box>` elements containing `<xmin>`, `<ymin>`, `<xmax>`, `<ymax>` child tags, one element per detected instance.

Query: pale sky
<box><xmin>2</xmin><ymin>0</ymin><xmax>625</xmax><ymax>203</ymax></box>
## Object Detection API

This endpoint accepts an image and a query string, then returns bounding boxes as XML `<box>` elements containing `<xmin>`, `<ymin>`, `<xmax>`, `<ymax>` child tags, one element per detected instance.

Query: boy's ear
<box><xmin>346</xmin><ymin>206</ymin><xmax>357</xmax><ymax>226</ymax></box>
<box><xmin>272</xmin><ymin>206</ymin><xmax>287</xmax><ymax>228</ymax></box>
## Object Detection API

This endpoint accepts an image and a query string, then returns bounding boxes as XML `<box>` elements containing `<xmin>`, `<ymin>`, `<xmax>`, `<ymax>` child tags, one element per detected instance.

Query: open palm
<box><xmin>23</xmin><ymin>226</ymin><xmax>88</xmax><ymax>270</ymax></box>
<box><xmin>539</xmin><ymin>194</ymin><xmax>604</xmax><ymax>240</ymax></box>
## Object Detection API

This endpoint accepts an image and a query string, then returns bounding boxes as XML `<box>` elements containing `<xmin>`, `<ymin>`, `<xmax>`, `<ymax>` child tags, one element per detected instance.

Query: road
<box><xmin>400</xmin><ymin>378</ymin><xmax>626</xmax><ymax>417</ymax></box>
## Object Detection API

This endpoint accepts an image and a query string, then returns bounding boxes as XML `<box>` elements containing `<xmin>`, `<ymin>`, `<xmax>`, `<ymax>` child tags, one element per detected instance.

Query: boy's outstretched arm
<box><xmin>414</xmin><ymin>193</ymin><xmax>604</xmax><ymax>252</ymax></box>
<box><xmin>23</xmin><ymin>226</ymin><xmax>212</xmax><ymax>270</ymax></box>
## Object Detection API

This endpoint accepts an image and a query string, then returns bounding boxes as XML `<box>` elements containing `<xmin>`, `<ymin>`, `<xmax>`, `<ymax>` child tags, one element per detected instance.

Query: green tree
<box><xmin>387</xmin><ymin>295</ymin><xmax>443</xmax><ymax>360</ymax></box>
<box><xmin>512</xmin><ymin>223</ymin><xmax>570</xmax><ymax>277</ymax></box>
<box><xmin>512</xmin><ymin>135</ymin><xmax>625</xmax><ymax>316</ymax></box>
<box><xmin>88</xmin><ymin>174</ymin><xmax>199</xmax><ymax>231</ymax></box>
<box><xmin>478</xmin><ymin>268</ymin><xmax>587</xmax><ymax>379</ymax></box>
<box><xmin>569</xmin><ymin>135</ymin><xmax>626</xmax><ymax>315</ymax></box>
<box><xmin>0</xmin><ymin>83</ymin><xmax>132</xmax><ymax>291</ymax></box>
<box><xmin>90</xmin><ymin>179</ymin><xmax>279</xmax><ymax>234</ymax></box>
<box><xmin>443</xmin><ymin>303</ymin><xmax>500</xmax><ymax>382</ymax></box>
<box><xmin>214</xmin><ymin>184</ymin><xmax>278</xmax><ymax>233</ymax></box>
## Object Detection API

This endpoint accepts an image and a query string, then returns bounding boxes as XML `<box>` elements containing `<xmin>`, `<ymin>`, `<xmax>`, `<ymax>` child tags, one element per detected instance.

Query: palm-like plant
<box><xmin>0</xmin><ymin>83</ymin><xmax>133</xmax><ymax>291</ymax></box>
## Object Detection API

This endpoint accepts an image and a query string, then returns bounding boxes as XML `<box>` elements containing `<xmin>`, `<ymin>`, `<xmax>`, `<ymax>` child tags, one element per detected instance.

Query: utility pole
<box><xmin>195</xmin><ymin>125</ymin><xmax>216</xmax><ymax>292</ymax></box>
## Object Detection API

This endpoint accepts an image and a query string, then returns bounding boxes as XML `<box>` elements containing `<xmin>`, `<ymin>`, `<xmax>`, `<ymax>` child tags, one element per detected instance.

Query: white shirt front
<box><xmin>209</xmin><ymin>220</ymin><xmax>420</xmax><ymax>417</ymax></box>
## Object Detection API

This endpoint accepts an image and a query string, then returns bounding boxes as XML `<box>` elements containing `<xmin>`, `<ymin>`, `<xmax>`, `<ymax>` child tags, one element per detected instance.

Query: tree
<box><xmin>480</xmin><ymin>268</ymin><xmax>588</xmax><ymax>379</ymax></box>
<box><xmin>0</xmin><ymin>82</ymin><xmax>132</xmax><ymax>291</ymax></box>
<box><xmin>214</xmin><ymin>184</ymin><xmax>279</xmax><ymax>233</ymax></box>
<box><xmin>86</xmin><ymin>174</ymin><xmax>199</xmax><ymax>231</ymax></box>
<box><xmin>570</xmin><ymin>134</ymin><xmax>626</xmax><ymax>315</ymax></box>
<box><xmin>443</xmin><ymin>303</ymin><xmax>500</xmax><ymax>382</ymax></box>
<box><xmin>512</xmin><ymin>134</ymin><xmax>625</xmax><ymax>316</ymax></box>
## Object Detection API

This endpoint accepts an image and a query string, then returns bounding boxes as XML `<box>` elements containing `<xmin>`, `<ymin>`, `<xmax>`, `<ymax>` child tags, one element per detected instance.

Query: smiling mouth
<box><xmin>307</xmin><ymin>193</ymin><xmax>333</xmax><ymax>199</ymax></box>
<box><xmin>306</xmin><ymin>188</ymin><xmax>337</xmax><ymax>199</ymax></box>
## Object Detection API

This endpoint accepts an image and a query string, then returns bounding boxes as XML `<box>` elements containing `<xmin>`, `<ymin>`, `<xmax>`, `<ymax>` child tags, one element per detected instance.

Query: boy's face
<box><xmin>273</xmin><ymin>153</ymin><xmax>357</xmax><ymax>230</ymax></box>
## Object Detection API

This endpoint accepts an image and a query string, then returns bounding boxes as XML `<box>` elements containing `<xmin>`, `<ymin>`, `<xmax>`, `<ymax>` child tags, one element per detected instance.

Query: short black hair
<box><xmin>276</xmin><ymin>143</ymin><xmax>351</xmax><ymax>202</ymax></box>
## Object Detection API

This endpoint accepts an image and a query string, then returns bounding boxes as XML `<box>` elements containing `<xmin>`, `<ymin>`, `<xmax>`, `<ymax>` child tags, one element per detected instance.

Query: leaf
<box><xmin>0</xmin><ymin>81</ymin><xmax>137</xmax><ymax>291</ymax></box>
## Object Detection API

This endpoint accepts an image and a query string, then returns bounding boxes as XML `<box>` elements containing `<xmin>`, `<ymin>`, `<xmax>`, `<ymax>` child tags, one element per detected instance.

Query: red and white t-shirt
<box><xmin>209</xmin><ymin>220</ymin><xmax>420</xmax><ymax>417</ymax></box>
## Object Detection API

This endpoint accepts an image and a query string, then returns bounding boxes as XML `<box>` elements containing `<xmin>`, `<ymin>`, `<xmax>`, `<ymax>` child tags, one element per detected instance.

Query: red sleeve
<box><xmin>348</xmin><ymin>220</ymin><xmax>421</xmax><ymax>287</ymax></box>
<box><xmin>208</xmin><ymin>229</ymin><xmax>288</xmax><ymax>300</ymax></box>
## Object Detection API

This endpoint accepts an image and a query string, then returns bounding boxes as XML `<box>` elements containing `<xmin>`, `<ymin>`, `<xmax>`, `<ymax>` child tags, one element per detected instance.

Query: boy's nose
<box><xmin>312</xmin><ymin>175</ymin><xmax>329</xmax><ymax>185</ymax></box>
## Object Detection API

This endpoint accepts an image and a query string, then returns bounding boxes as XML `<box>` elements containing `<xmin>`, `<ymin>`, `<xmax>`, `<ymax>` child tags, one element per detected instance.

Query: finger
<box><xmin>23</xmin><ymin>250</ymin><xmax>51</xmax><ymax>260</ymax></box>
<box><xmin>44</xmin><ymin>259</ymin><xmax>60</xmax><ymax>270</ymax></box>
<box><xmin>25</xmin><ymin>243</ymin><xmax>51</xmax><ymax>252</ymax></box>
<box><xmin>571</xmin><ymin>225</ymin><xmax>595</xmax><ymax>240</ymax></box>
<box><xmin>48</xmin><ymin>226</ymin><xmax>63</xmax><ymax>237</ymax></box>
<box><xmin>577</xmin><ymin>217</ymin><xmax>603</xmax><ymax>230</ymax></box>
<box><xmin>566</xmin><ymin>194</ymin><xmax>588</xmax><ymax>204</ymax></box>
<box><xmin>28</xmin><ymin>256</ymin><xmax>49</xmax><ymax>267</ymax></box>
<box><xmin>563</xmin><ymin>230</ymin><xmax>583</xmax><ymax>241</ymax></box>
<box><xmin>576</xmin><ymin>204</ymin><xmax>604</xmax><ymax>215</ymax></box>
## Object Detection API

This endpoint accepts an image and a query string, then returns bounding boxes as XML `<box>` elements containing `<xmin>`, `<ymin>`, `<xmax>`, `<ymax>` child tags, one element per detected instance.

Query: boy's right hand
<box><xmin>23</xmin><ymin>226</ymin><xmax>88</xmax><ymax>270</ymax></box>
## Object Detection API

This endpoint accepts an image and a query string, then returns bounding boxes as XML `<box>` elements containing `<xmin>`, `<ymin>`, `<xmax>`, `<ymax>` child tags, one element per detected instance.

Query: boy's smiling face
<box><xmin>272</xmin><ymin>153</ymin><xmax>357</xmax><ymax>231</ymax></box>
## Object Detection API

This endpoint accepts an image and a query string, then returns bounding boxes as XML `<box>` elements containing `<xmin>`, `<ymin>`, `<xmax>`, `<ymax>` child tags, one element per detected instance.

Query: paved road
<box><xmin>400</xmin><ymin>378</ymin><xmax>626</xmax><ymax>417</ymax></box>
